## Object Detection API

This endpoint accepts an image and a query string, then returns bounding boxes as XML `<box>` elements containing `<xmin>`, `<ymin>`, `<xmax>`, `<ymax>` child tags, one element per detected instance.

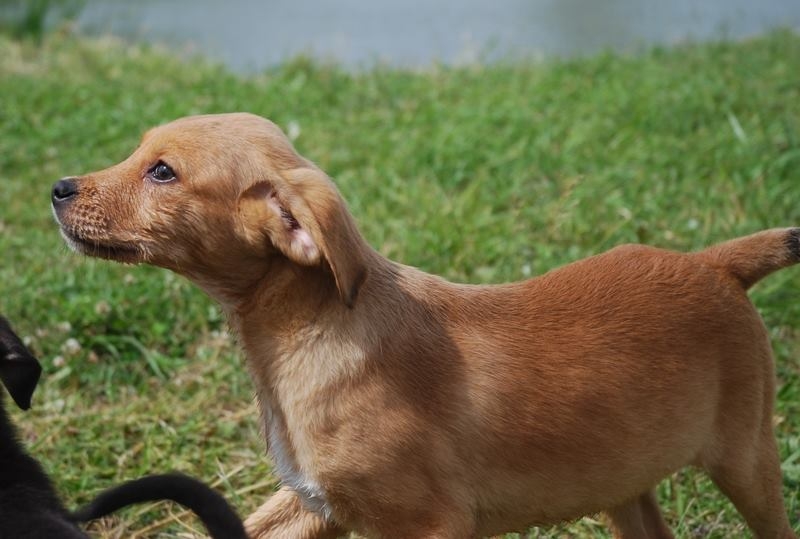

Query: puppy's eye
<box><xmin>147</xmin><ymin>161</ymin><xmax>176</xmax><ymax>183</ymax></box>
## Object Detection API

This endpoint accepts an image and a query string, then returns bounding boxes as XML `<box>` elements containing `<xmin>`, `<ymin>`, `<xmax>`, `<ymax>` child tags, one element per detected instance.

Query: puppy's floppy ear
<box><xmin>0</xmin><ymin>317</ymin><xmax>42</xmax><ymax>410</ymax></box>
<box><xmin>237</xmin><ymin>167</ymin><xmax>369</xmax><ymax>307</ymax></box>
<box><xmin>238</xmin><ymin>181</ymin><xmax>322</xmax><ymax>266</ymax></box>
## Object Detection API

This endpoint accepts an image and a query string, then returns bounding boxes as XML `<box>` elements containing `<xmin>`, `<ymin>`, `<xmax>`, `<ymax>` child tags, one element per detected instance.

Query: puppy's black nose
<box><xmin>52</xmin><ymin>178</ymin><xmax>78</xmax><ymax>204</ymax></box>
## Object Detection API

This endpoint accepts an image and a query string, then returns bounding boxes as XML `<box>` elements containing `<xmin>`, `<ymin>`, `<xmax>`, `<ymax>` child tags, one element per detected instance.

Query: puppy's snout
<box><xmin>51</xmin><ymin>177</ymin><xmax>78</xmax><ymax>205</ymax></box>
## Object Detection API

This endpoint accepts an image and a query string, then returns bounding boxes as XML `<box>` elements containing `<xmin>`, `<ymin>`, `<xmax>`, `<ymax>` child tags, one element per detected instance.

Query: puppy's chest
<box><xmin>264</xmin><ymin>403</ymin><xmax>332</xmax><ymax>517</ymax></box>
<box><xmin>253</xmin><ymin>337</ymin><xmax>367</xmax><ymax>519</ymax></box>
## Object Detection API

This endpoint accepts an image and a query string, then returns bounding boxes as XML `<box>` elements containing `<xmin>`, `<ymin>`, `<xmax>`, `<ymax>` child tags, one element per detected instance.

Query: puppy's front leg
<box><xmin>245</xmin><ymin>486</ymin><xmax>345</xmax><ymax>539</ymax></box>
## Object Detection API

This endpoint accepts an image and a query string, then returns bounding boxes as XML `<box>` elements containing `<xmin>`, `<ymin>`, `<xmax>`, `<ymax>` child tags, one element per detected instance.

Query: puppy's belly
<box><xmin>465</xmin><ymin>389</ymin><xmax>711</xmax><ymax>533</ymax></box>
<box><xmin>472</xmin><ymin>448</ymin><xmax>690</xmax><ymax>534</ymax></box>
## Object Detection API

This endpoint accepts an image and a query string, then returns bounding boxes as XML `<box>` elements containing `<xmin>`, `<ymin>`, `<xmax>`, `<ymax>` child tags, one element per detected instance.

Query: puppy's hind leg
<box><xmin>705</xmin><ymin>427</ymin><xmax>796</xmax><ymax>539</ymax></box>
<box><xmin>606</xmin><ymin>490</ymin><xmax>674</xmax><ymax>539</ymax></box>
<box><xmin>245</xmin><ymin>486</ymin><xmax>345</xmax><ymax>539</ymax></box>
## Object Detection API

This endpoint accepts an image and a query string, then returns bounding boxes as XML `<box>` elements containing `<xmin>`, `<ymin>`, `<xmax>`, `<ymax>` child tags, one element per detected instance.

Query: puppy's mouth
<box><xmin>59</xmin><ymin>228</ymin><xmax>143</xmax><ymax>264</ymax></box>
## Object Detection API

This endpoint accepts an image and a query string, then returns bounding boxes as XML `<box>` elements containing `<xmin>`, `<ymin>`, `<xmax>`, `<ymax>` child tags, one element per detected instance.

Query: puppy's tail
<box><xmin>696</xmin><ymin>227</ymin><xmax>800</xmax><ymax>290</ymax></box>
<box><xmin>70</xmin><ymin>473</ymin><xmax>247</xmax><ymax>539</ymax></box>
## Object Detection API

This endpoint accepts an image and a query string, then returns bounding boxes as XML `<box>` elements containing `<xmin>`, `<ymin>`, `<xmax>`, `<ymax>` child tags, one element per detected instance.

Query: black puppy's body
<box><xmin>0</xmin><ymin>316</ymin><xmax>88</xmax><ymax>538</ymax></box>
<box><xmin>0</xmin><ymin>316</ymin><xmax>247</xmax><ymax>539</ymax></box>
<box><xmin>0</xmin><ymin>396</ymin><xmax>86</xmax><ymax>539</ymax></box>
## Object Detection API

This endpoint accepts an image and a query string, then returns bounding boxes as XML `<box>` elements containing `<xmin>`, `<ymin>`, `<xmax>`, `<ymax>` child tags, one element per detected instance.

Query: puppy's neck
<box><xmin>224</xmin><ymin>254</ymin><xmax>399</xmax><ymax>389</ymax></box>
<box><xmin>232</xmin><ymin>257</ymin><xmax>339</xmax><ymax>321</ymax></box>
<box><xmin>222</xmin><ymin>257</ymin><xmax>340</xmax><ymax>359</ymax></box>
<box><xmin>182</xmin><ymin>252</ymin><xmax>329</xmax><ymax>315</ymax></box>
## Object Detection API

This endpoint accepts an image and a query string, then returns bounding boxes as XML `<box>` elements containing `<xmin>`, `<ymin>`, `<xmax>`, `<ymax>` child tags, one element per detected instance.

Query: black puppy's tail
<box><xmin>70</xmin><ymin>472</ymin><xmax>247</xmax><ymax>539</ymax></box>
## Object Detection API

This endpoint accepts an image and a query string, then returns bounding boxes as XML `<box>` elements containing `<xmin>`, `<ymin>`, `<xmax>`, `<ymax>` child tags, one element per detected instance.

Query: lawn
<box><xmin>1</xmin><ymin>29</ymin><xmax>799</xmax><ymax>537</ymax></box>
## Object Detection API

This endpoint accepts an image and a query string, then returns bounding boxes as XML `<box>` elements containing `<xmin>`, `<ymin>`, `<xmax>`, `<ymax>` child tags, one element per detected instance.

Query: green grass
<box><xmin>1</xmin><ymin>29</ymin><xmax>799</xmax><ymax>537</ymax></box>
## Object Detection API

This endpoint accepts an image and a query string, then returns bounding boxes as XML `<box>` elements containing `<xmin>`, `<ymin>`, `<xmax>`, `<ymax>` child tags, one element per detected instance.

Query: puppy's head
<box><xmin>52</xmin><ymin>113</ymin><xmax>368</xmax><ymax>307</ymax></box>
<box><xmin>0</xmin><ymin>317</ymin><xmax>42</xmax><ymax>410</ymax></box>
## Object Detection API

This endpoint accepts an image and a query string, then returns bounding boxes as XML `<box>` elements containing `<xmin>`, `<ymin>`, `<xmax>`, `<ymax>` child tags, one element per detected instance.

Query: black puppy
<box><xmin>0</xmin><ymin>316</ymin><xmax>79</xmax><ymax>538</ymax></box>
<box><xmin>0</xmin><ymin>316</ymin><xmax>247</xmax><ymax>538</ymax></box>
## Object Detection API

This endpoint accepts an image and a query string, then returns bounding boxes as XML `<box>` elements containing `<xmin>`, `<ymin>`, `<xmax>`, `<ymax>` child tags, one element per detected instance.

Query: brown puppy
<box><xmin>51</xmin><ymin>113</ymin><xmax>798</xmax><ymax>539</ymax></box>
